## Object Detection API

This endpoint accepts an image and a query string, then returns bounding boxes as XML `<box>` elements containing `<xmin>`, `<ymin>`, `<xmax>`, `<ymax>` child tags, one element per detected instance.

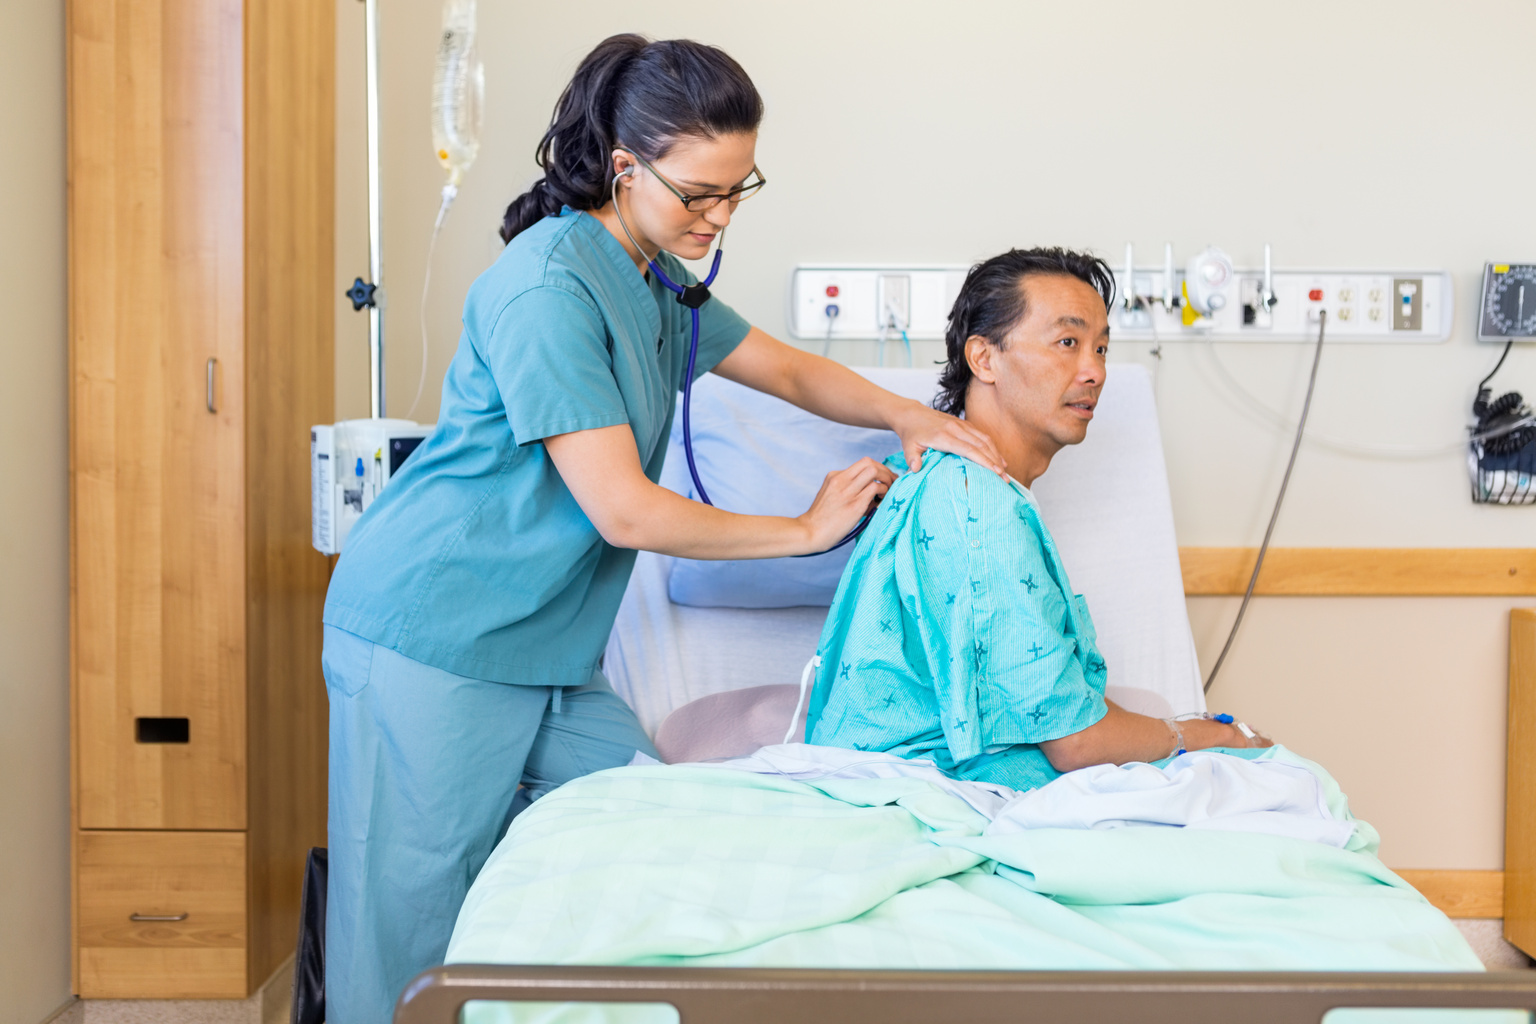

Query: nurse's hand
<box><xmin>798</xmin><ymin>458</ymin><xmax>898</xmax><ymax>553</ymax></box>
<box><xmin>891</xmin><ymin>402</ymin><xmax>1008</xmax><ymax>478</ymax></box>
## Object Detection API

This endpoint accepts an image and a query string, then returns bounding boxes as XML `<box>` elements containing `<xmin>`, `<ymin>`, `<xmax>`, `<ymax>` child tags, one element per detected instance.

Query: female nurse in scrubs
<box><xmin>319</xmin><ymin>32</ymin><xmax>1004</xmax><ymax>1023</ymax></box>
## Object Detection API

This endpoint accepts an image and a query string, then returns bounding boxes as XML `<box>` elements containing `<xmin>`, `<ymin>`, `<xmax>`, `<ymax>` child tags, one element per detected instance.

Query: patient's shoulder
<box><xmin>907</xmin><ymin>450</ymin><xmax>1017</xmax><ymax>497</ymax></box>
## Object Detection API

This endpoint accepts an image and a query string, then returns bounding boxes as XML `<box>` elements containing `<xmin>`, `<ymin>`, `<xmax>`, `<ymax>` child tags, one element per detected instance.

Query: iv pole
<box><xmin>365</xmin><ymin>0</ymin><xmax>385</xmax><ymax>418</ymax></box>
<box><xmin>345</xmin><ymin>0</ymin><xmax>387</xmax><ymax>419</ymax></box>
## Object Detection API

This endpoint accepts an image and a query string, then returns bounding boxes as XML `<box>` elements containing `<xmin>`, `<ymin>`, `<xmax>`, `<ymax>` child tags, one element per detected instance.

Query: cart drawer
<box><xmin>76</xmin><ymin>830</ymin><xmax>247</xmax><ymax>998</ymax></box>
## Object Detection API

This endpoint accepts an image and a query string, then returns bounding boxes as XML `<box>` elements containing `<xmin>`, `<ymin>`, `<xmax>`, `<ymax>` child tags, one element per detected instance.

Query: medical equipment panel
<box><xmin>791</xmin><ymin>265</ymin><xmax>968</xmax><ymax>340</ymax></box>
<box><xmin>791</xmin><ymin>259</ymin><xmax>1452</xmax><ymax>343</ymax></box>
<box><xmin>312</xmin><ymin>418</ymin><xmax>431</xmax><ymax>554</ymax></box>
<box><xmin>1478</xmin><ymin>263</ymin><xmax>1536</xmax><ymax>342</ymax></box>
<box><xmin>1114</xmin><ymin>262</ymin><xmax>1453</xmax><ymax>343</ymax></box>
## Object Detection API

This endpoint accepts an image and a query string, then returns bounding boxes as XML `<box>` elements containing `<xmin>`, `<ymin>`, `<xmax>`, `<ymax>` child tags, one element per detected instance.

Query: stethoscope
<box><xmin>610</xmin><ymin>167</ymin><xmax>869</xmax><ymax>556</ymax></box>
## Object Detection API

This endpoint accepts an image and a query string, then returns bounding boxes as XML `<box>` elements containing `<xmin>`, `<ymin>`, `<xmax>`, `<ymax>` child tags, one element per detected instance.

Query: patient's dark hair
<box><xmin>500</xmin><ymin>34</ymin><xmax>764</xmax><ymax>243</ymax></box>
<box><xmin>934</xmin><ymin>248</ymin><xmax>1116</xmax><ymax>416</ymax></box>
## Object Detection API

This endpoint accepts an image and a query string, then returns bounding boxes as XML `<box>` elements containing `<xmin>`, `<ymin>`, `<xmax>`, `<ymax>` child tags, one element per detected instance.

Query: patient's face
<box><xmin>985</xmin><ymin>275</ymin><xmax>1110</xmax><ymax>450</ymax></box>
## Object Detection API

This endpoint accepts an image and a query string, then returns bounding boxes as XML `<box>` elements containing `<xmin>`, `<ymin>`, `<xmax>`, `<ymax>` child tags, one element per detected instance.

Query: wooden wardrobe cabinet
<box><xmin>69</xmin><ymin>0</ymin><xmax>334</xmax><ymax>998</ymax></box>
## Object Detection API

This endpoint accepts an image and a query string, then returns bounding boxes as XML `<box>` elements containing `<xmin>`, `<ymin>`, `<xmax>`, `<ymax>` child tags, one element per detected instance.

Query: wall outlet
<box><xmin>877</xmin><ymin>274</ymin><xmax>911</xmax><ymax>330</ymax></box>
<box><xmin>791</xmin><ymin>266</ymin><xmax>968</xmax><ymax>340</ymax></box>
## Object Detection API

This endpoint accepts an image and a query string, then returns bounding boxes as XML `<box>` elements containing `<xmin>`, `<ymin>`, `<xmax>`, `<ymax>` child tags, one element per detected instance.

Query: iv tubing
<box><xmin>408</xmin><ymin>185</ymin><xmax>457</xmax><ymax>421</ymax></box>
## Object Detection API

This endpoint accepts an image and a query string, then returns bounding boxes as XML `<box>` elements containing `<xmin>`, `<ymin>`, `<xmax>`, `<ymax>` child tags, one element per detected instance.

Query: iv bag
<box><xmin>432</xmin><ymin>0</ymin><xmax>484</xmax><ymax>187</ymax></box>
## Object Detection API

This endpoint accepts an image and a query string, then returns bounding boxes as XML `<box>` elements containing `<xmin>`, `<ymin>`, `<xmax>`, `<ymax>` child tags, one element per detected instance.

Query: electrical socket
<box><xmin>877</xmin><ymin>274</ymin><xmax>911</xmax><ymax>330</ymax></box>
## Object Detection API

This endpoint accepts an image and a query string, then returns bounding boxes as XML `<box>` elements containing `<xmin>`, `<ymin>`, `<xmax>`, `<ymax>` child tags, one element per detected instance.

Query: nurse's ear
<box><xmin>965</xmin><ymin>335</ymin><xmax>999</xmax><ymax>385</ymax></box>
<box><xmin>611</xmin><ymin>150</ymin><xmax>638</xmax><ymax>187</ymax></box>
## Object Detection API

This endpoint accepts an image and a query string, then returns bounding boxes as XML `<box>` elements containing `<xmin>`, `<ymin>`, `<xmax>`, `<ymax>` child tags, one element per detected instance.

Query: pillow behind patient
<box><xmin>663</xmin><ymin>369</ymin><xmax>939</xmax><ymax>609</ymax></box>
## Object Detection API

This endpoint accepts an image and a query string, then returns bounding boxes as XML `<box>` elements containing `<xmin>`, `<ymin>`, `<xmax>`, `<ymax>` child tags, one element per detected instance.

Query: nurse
<box><xmin>319</xmin><ymin>32</ymin><xmax>1004</xmax><ymax>1023</ymax></box>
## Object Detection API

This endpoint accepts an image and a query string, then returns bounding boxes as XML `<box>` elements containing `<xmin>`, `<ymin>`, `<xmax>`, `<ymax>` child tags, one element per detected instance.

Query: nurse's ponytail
<box><xmin>500</xmin><ymin>34</ymin><xmax>764</xmax><ymax>244</ymax></box>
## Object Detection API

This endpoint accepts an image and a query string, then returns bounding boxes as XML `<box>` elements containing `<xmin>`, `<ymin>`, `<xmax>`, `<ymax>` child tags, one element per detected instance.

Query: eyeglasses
<box><xmin>618</xmin><ymin>147</ymin><xmax>766</xmax><ymax>211</ymax></box>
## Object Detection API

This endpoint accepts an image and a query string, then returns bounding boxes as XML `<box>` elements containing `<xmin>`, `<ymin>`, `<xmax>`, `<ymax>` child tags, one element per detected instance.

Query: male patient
<box><xmin>806</xmin><ymin>247</ymin><xmax>1267</xmax><ymax>791</ymax></box>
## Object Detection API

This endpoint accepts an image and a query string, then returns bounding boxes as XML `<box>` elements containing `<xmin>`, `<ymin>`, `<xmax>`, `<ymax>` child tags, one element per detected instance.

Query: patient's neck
<box><xmin>962</xmin><ymin>386</ymin><xmax>1058</xmax><ymax>488</ymax></box>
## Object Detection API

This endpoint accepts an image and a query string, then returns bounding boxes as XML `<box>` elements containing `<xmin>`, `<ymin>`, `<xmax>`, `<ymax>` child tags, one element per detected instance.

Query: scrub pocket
<box><xmin>322</xmin><ymin>625</ymin><xmax>375</xmax><ymax>698</ymax></box>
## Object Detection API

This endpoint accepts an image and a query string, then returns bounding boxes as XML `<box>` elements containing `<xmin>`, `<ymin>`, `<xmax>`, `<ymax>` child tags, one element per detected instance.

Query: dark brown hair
<box><xmin>500</xmin><ymin>34</ymin><xmax>764</xmax><ymax>243</ymax></box>
<box><xmin>935</xmin><ymin>247</ymin><xmax>1116</xmax><ymax>415</ymax></box>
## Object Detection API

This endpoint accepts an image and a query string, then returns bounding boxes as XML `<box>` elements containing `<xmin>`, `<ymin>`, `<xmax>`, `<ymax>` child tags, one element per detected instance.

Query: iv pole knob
<box><xmin>347</xmin><ymin>277</ymin><xmax>378</xmax><ymax>311</ymax></box>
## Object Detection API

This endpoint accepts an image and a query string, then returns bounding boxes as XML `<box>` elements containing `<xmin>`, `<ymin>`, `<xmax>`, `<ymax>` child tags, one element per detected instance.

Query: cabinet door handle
<box><xmin>130</xmin><ymin>912</ymin><xmax>189</xmax><ymax>922</ymax></box>
<box><xmin>206</xmin><ymin>357</ymin><xmax>218</xmax><ymax>413</ymax></box>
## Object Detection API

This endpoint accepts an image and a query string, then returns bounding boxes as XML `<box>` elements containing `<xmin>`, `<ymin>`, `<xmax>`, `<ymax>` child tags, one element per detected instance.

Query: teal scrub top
<box><xmin>806</xmin><ymin>452</ymin><xmax>1109</xmax><ymax>792</ymax></box>
<box><xmin>324</xmin><ymin>208</ymin><xmax>751</xmax><ymax>686</ymax></box>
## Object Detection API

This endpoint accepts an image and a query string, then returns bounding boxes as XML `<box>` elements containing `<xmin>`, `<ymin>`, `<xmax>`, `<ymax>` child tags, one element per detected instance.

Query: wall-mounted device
<box><xmin>312</xmin><ymin>419</ymin><xmax>431</xmax><ymax>554</ymax></box>
<box><xmin>1182</xmin><ymin>246</ymin><xmax>1235</xmax><ymax>325</ymax></box>
<box><xmin>1112</xmin><ymin>245</ymin><xmax>1452</xmax><ymax>343</ymax></box>
<box><xmin>792</xmin><ymin>255</ymin><xmax>1452</xmax><ymax>344</ymax></box>
<box><xmin>790</xmin><ymin>265</ymin><xmax>969</xmax><ymax>341</ymax></box>
<box><xmin>1478</xmin><ymin>263</ymin><xmax>1536</xmax><ymax>342</ymax></box>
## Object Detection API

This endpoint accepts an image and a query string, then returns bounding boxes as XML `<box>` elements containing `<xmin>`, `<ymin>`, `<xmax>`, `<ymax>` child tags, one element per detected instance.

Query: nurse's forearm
<box><xmin>713</xmin><ymin>328</ymin><xmax>1007</xmax><ymax>476</ymax></box>
<box><xmin>1038</xmin><ymin>701</ymin><xmax>1251</xmax><ymax>774</ymax></box>
<box><xmin>544</xmin><ymin>423</ymin><xmax>888</xmax><ymax>559</ymax></box>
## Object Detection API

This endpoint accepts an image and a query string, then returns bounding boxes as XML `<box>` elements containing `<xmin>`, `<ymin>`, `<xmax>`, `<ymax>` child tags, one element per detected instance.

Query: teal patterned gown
<box><xmin>805</xmin><ymin>452</ymin><xmax>1109</xmax><ymax>792</ymax></box>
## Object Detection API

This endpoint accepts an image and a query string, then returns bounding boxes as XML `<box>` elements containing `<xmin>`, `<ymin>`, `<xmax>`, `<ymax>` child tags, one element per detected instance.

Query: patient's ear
<box><xmin>965</xmin><ymin>335</ymin><xmax>998</xmax><ymax>384</ymax></box>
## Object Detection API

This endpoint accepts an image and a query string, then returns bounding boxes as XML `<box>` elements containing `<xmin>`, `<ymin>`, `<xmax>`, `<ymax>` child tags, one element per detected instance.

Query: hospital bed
<box><xmin>394</xmin><ymin>366</ymin><xmax>1536</xmax><ymax>1023</ymax></box>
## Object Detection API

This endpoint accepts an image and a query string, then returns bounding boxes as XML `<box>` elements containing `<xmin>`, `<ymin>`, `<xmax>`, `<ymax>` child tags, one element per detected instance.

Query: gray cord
<box><xmin>1203</xmin><ymin>310</ymin><xmax>1328</xmax><ymax>693</ymax></box>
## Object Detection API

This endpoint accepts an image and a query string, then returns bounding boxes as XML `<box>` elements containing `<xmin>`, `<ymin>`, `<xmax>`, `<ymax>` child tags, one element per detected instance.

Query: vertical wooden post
<box><xmin>1506</xmin><ymin>607</ymin><xmax>1536</xmax><ymax>955</ymax></box>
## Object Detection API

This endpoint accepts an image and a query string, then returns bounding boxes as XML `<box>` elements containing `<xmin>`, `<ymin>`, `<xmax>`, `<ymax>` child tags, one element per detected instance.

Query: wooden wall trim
<box><xmin>1507</xmin><ymin>609</ymin><xmax>1536</xmax><ymax>955</ymax></box>
<box><xmin>243</xmin><ymin>0</ymin><xmax>335</xmax><ymax>991</ymax></box>
<box><xmin>1180</xmin><ymin>548</ymin><xmax>1536</xmax><ymax>596</ymax></box>
<box><xmin>1395</xmin><ymin>869</ymin><xmax>1505</xmax><ymax>919</ymax></box>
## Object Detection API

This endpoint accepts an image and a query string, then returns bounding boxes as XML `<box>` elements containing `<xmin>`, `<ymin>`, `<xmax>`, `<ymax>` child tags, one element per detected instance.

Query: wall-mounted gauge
<box><xmin>1478</xmin><ymin>263</ymin><xmax>1536</xmax><ymax>341</ymax></box>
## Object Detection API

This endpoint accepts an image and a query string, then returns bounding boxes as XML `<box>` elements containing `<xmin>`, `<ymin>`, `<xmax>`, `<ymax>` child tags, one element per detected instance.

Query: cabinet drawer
<box><xmin>77</xmin><ymin>830</ymin><xmax>247</xmax><ymax>998</ymax></box>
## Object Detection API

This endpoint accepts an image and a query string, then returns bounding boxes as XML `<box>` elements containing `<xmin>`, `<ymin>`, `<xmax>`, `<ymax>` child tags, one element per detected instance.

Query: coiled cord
<box><xmin>1473</xmin><ymin>340</ymin><xmax>1535</xmax><ymax>456</ymax></box>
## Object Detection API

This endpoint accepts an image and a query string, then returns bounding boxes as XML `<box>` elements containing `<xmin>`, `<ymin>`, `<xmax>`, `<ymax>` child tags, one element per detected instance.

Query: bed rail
<box><xmin>395</xmin><ymin>965</ymin><xmax>1536</xmax><ymax>1023</ymax></box>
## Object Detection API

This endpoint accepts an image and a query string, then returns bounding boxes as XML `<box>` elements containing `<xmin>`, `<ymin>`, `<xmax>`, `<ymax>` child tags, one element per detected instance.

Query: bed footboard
<box><xmin>394</xmin><ymin>966</ymin><xmax>1536</xmax><ymax>1023</ymax></box>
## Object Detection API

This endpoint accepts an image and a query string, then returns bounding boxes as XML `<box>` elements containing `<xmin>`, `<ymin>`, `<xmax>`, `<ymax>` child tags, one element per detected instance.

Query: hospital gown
<box><xmin>805</xmin><ymin>451</ymin><xmax>1108</xmax><ymax>792</ymax></box>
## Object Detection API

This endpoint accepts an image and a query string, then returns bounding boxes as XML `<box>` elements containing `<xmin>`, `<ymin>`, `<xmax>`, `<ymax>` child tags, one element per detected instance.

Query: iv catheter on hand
<box><xmin>610</xmin><ymin>172</ymin><xmax>872</xmax><ymax>556</ymax></box>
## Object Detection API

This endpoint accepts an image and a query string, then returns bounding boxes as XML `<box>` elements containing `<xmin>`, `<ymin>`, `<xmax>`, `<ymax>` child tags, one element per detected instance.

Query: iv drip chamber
<box><xmin>432</xmin><ymin>0</ymin><xmax>484</xmax><ymax>188</ymax></box>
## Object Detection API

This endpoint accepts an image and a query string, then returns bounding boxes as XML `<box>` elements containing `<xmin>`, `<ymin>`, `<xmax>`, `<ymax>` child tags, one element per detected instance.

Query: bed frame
<box><xmin>394</xmin><ymin>966</ymin><xmax>1536</xmax><ymax>1023</ymax></box>
<box><xmin>394</xmin><ymin>612</ymin><xmax>1536</xmax><ymax>1023</ymax></box>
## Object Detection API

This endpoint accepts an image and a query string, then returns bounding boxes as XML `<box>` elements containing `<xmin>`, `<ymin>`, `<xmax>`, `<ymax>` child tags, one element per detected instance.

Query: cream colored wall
<box><xmin>0</xmin><ymin>0</ymin><xmax>72</xmax><ymax>1021</ymax></box>
<box><xmin>338</xmin><ymin>0</ymin><xmax>1536</xmax><ymax>869</ymax></box>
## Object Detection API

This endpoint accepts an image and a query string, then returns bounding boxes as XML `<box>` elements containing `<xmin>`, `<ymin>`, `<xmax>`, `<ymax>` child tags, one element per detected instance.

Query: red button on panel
<box><xmin>1308</xmin><ymin>288</ymin><xmax>1324</xmax><ymax>302</ymax></box>
<box><xmin>825</xmin><ymin>285</ymin><xmax>840</xmax><ymax>298</ymax></box>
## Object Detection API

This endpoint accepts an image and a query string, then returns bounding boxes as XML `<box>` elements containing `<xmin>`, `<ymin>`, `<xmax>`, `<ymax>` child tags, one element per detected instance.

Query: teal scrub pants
<box><xmin>321</xmin><ymin>626</ymin><xmax>658</xmax><ymax>1024</ymax></box>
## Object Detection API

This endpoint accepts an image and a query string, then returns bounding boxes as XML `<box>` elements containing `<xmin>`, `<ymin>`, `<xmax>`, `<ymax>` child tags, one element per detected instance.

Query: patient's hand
<box><xmin>1185</xmin><ymin>717</ymin><xmax>1273</xmax><ymax>750</ymax></box>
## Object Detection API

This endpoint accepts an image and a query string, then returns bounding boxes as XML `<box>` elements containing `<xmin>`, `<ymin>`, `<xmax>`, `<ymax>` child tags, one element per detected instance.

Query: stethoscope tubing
<box><xmin>610</xmin><ymin>172</ymin><xmax>870</xmax><ymax>557</ymax></box>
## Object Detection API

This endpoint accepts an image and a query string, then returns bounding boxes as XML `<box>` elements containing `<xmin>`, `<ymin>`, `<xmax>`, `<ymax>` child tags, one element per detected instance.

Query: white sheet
<box><xmin>669</xmin><ymin>743</ymin><xmax>1354</xmax><ymax>848</ymax></box>
<box><xmin>989</xmin><ymin>752</ymin><xmax>1356</xmax><ymax>848</ymax></box>
<box><xmin>605</xmin><ymin>363</ymin><xmax>1205</xmax><ymax>737</ymax></box>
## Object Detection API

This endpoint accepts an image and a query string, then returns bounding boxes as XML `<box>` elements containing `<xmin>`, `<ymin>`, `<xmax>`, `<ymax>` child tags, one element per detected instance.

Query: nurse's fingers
<box><xmin>804</xmin><ymin>461</ymin><xmax>893</xmax><ymax>549</ymax></box>
<box><xmin>927</xmin><ymin>420</ymin><xmax>1007</xmax><ymax>478</ymax></box>
<box><xmin>851</xmin><ymin>457</ymin><xmax>899</xmax><ymax>486</ymax></box>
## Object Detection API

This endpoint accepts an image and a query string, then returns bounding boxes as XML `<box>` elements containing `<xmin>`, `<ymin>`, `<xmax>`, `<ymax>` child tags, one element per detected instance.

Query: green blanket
<box><xmin>445</xmin><ymin>748</ymin><xmax>1482</xmax><ymax>1021</ymax></box>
